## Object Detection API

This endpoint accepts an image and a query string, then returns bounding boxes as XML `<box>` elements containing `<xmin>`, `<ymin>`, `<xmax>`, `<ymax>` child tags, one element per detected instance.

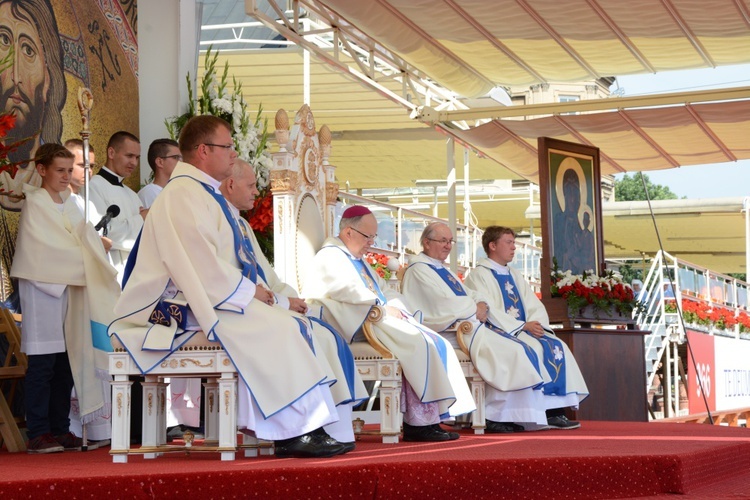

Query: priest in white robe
<box><xmin>109</xmin><ymin>116</ymin><xmax>350</xmax><ymax>458</ymax></box>
<box><xmin>463</xmin><ymin>225</ymin><xmax>589</xmax><ymax>430</ymax></box>
<box><xmin>402</xmin><ymin>222</ymin><xmax>552</xmax><ymax>433</ymax></box>
<box><xmin>89</xmin><ymin>131</ymin><xmax>145</xmax><ymax>284</ymax></box>
<box><xmin>219</xmin><ymin>159</ymin><xmax>368</xmax><ymax>443</ymax></box>
<box><xmin>303</xmin><ymin>206</ymin><xmax>475</xmax><ymax>442</ymax></box>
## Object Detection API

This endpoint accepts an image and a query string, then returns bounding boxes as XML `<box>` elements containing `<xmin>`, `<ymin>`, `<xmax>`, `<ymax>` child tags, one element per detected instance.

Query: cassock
<box><xmin>402</xmin><ymin>253</ymin><xmax>552</xmax><ymax>425</ymax></box>
<box><xmin>89</xmin><ymin>168</ymin><xmax>143</xmax><ymax>283</ymax></box>
<box><xmin>303</xmin><ymin>237</ymin><xmax>475</xmax><ymax>419</ymax></box>
<box><xmin>464</xmin><ymin>258</ymin><xmax>589</xmax><ymax>407</ymax></box>
<box><xmin>109</xmin><ymin>162</ymin><xmax>339</xmax><ymax>440</ymax></box>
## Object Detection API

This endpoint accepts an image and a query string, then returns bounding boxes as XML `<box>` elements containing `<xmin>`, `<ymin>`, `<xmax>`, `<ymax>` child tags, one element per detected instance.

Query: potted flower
<box><xmin>549</xmin><ymin>260</ymin><xmax>639</xmax><ymax>320</ymax></box>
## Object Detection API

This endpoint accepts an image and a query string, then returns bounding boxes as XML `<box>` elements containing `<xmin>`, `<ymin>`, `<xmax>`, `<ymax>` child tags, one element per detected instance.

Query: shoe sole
<box><xmin>548</xmin><ymin>424</ymin><xmax>581</xmax><ymax>430</ymax></box>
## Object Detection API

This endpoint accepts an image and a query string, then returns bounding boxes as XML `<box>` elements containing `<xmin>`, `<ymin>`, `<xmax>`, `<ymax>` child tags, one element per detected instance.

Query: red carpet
<box><xmin>2</xmin><ymin>421</ymin><xmax>750</xmax><ymax>499</ymax></box>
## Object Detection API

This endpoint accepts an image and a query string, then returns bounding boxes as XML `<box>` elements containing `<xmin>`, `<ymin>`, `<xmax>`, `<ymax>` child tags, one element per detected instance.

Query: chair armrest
<box><xmin>453</xmin><ymin>320</ymin><xmax>473</xmax><ymax>356</ymax></box>
<box><xmin>361</xmin><ymin>305</ymin><xmax>395</xmax><ymax>359</ymax></box>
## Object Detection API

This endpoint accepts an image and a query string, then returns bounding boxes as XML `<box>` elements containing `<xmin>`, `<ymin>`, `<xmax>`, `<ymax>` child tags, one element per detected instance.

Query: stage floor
<box><xmin>2</xmin><ymin>421</ymin><xmax>750</xmax><ymax>499</ymax></box>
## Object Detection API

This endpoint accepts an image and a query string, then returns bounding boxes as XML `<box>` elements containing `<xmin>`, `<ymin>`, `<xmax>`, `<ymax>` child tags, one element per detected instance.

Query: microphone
<box><xmin>95</xmin><ymin>204</ymin><xmax>121</xmax><ymax>232</ymax></box>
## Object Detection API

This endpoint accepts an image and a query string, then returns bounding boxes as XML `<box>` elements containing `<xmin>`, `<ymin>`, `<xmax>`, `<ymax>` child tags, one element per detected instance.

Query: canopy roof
<box><xmin>201</xmin><ymin>1</ymin><xmax>750</xmax><ymax>272</ymax></box>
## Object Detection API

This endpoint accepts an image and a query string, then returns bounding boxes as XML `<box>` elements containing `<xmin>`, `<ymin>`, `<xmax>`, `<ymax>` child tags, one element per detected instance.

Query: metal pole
<box><xmin>77</xmin><ymin>87</ymin><xmax>94</xmax><ymax>451</ymax></box>
<box><xmin>665</xmin><ymin>342</ymin><xmax>673</xmax><ymax>418</ymax></box>
<box><xmin>463</xmin><ymin>148</ymin><xmax>470</xmax><ymax>268</ymax></box>
<box><xmin>673</xmin><ymin>340</ymin><xmax>679</xmax><ymax>416</ymax></box>
<box><xmin>446</xmin><ymin>138</ymin><xmax>457</xmax><ymax>272</ymax></box>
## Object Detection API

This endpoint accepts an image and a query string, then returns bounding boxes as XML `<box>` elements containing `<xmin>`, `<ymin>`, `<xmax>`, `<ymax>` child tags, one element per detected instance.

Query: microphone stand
<box><xmin>77</xmin><ymin>88</ymin><xmax>94</xmax><ymax>451</ymax></box>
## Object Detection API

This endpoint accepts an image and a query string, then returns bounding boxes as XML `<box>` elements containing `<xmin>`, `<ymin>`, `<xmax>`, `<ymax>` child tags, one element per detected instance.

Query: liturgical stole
<box><xmin>490</xmin><ymin>269</ymin><xmax>567</xmax><ymax>396</ymax></box>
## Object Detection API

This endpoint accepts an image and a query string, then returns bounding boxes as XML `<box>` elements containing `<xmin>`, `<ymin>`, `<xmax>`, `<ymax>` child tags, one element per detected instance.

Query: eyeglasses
<box><xmin>197</xmin><ymin>143</ymin><xmax>236</xmax><ymax>151</ymax></box>
<box><xmin>427</xmin><ymin>238</ymin><xmax>455</xmax><ymax>246</ymax></box>
<box><xmin>350</xmin><ymin>227</ymin><xmax>377</xmax><ymax>241</ymax></box>
<box><xmin>159</xmin><ymin>154</ymin><xmax>183</xmax><ymax>161</ymax></box>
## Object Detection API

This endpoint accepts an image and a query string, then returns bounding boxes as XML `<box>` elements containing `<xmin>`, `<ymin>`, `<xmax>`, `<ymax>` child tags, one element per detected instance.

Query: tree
<box><xmin>615</xmin><ymin>173</ymin><xmax>680</xmax><ymax>201</ymax></box>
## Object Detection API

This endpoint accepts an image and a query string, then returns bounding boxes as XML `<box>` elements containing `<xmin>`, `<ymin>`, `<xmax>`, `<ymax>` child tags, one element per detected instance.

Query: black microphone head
<box><xmin>107</xmin><ymin>205</ymin><xmax>121</xmax><ymax>217</ymax></box>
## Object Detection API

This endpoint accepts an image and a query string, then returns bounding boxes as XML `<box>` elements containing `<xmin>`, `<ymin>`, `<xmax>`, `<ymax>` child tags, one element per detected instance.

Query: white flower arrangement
<box><xmin>165</xmin><ymin>47</ymin><xmax>271</xmax><ymax>192</ymax></box>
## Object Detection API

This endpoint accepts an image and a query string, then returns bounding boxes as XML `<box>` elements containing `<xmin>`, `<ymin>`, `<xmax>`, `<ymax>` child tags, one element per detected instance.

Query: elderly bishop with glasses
<box><xmin>303</xmin><ymin>206</ymin><xmax>476</xmax><ymax>442</ymax></box>
<box><xmin>402</xmin><ymin>222</ymin><xmax>586</xmax><ymax>433</ymax></box>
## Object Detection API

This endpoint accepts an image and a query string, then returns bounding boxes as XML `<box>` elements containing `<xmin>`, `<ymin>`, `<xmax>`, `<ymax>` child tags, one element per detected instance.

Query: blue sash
<box><xmin>309</xmin><ymin>317</ymin><xmax>365</xmax><ymax>405</ymax></box>
<box><xmin>238</xmin><ymin>217</ymin><xmax>267</xmax><ymax>284</ymax></box>
<box><xmin>344</xmin><ymin>252</ymin><xmax>388</xmax><ymax>305</ymax></box>
<box><xmin>416</xmin><ymin>262</ymin><xmax>467</xmax><ymax>296</ymax></box>
<box><xmin>490</xmin><ymin>269</ymin><xmax>567</xmax><ymax>396</ymax></box>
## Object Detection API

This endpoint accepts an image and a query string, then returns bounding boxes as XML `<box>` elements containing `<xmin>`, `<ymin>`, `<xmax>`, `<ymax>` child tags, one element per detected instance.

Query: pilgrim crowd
<box><xmin>13</xmin><ymin>115</ymin><xmax>588</xmax><ymax>458</ymax></box>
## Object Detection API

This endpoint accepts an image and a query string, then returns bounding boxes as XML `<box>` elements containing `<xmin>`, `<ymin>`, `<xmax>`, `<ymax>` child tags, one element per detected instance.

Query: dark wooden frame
<box><xmin>538</xmin><ymin>137</ymin><xmax>605</xmax><ymax>304</ymax></box>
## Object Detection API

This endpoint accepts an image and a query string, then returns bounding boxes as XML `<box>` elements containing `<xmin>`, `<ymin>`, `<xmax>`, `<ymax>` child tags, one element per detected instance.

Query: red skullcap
<box><xmin>341</xmin><ymin>205</ymin><xmax>372</xmax><ymax>218</ymax></box>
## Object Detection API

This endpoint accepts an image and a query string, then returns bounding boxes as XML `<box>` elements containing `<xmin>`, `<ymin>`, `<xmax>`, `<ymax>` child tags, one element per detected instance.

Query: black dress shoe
<box><xmin>403</xmin><ymin>423</ymin><xmax>460</xmax><ymax>442</ymax></box>
<box><xmin>312</xmin><ymin>428</ymin><xmax>355</xmax><ymax>454</ymax></box>
<box><xmin>274</xmin><ymin>430</ymin><xmax>347</xmax><ymax>458</ymax></box>
<box><xmin>547</xmin><ymin>415</ymin><xmax>580</xmax><ymax>430</ymax></box>
<box><xmin>485</xmin><ymin>420</ymin><xmax>524</xmax><ymax>433</ymax></box>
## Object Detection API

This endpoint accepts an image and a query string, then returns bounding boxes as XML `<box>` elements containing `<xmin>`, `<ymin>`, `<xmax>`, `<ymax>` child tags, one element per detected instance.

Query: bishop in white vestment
<box><xmin>109</xmin><ymin>116</ymin><xmax>350</xmax><ymax>457</ymax></box>
<box><xmin>463</xmin><ymin>226</ymin><xmax>589</xmax><ymax>430</ymax></box>
<box><xmin>402</xmin><ymin>222</ymin><xmax>552</xmax><ymax>432</ymax></box>
<box><xmin>303</xmin><ymin>206</ymin><xmax>475</xmax><ymax>442</ymax></box>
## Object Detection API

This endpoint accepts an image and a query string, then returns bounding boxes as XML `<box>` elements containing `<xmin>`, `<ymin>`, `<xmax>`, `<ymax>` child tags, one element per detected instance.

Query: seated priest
<box><xmin>302</xmin><ymin>206</ymin><xmax>476</xmax><ymax>442</ymax></box>
<box><xmin>220</xmin><ymin>159</ymin><xmax>368</xmax><ymax>443</ymax></box>
<box><xmin>109</xmin><ymin>115</ymin><xmax>353</xmax><ymax>458</ymax></box>
<box><xmin>462</xmin><ymin>225</ymin><xmax>589</xmax><ymax>429</ymax></box>
<box><xmin>402</xmin><ymin>222</ymin><xmax>554</xmax><ymax>433</ymax></box>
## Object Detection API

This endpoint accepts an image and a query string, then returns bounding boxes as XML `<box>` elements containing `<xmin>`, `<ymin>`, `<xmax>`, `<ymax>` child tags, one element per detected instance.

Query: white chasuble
<box><xmin>402</xmin><ymin>253</ymin><xmax>547</xmax><ymax>393</ymax></box>
<box><xmin>464</xmin><ymin>259</ymin><xmax>588</xmax><ymax>401</ymax></box>
<box><xmin>237</xmin><ymin>209</ymin><xmax>367</xmax><ymax>408</ymax></box>
<box><xmin>303</xmin><ymin>237</ymin><xmax>475</xmax><ymax>418</ymax></box>
<box><xmin>109</xmin><ymin>162</ymin><xmax>331</xmax><ymax>419</ymax></box>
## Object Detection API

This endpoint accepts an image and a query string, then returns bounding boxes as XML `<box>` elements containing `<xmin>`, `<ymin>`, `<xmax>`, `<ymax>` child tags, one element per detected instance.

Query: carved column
<box><xmin>271</xmin><ymin>108</ymin><xmax>298</xmax><ymax>285</ymax></box>
<box><xmin>319</xmin><ymin>124</ymin><xmax>339</xmax><ymax>238</ymax></box>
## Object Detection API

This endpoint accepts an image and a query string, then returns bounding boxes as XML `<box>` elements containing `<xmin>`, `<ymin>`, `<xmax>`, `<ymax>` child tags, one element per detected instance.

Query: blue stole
<box><xmin>490</xmin><ymin>269</ymin><xmax>567</xmax><ymax>396</ymax></box>
<box><xmin>345</xmin><ymin>252</ymin><xmax>388</xmax><ymax>305</ymax></box>
<box><xmin>309</xmin><ymin>317</ymin><xmax>365</xmax><ymax>405</ymax></box>
<box><xmin>237</xmin><ymin>217</ymin><xmax>267</xmax><ymax>284</ymax></box>
<box><xmin>418</xmin><ymin>262</ymin><xmax>467</xmax><ymax>296</ymax></box>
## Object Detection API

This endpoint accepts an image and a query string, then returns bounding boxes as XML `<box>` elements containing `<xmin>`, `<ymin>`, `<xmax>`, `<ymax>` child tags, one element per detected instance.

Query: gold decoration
<box><xmin>115</xmin><ymin>361</ymin><xmax>123</xmax><ymax>369</ymax></box>
<box><xmin>147</xmin><ymin>393</ymin><xmax>153</xmax><ymax>415</ymax></box>
<box><xmin>319</xmin><ymin>124</ymin><xmax>331</xmax><ymax>147</ymax></box>
<box><xmin>325</xmin><ymin>183</ymin><xmax>339</xmax><ymax>205</ymax></box>
<box><xmin>270</xmin><ymin>170</ymin><xmax>297</xmax><ymax>194</ymax></box>
<box><xmin>183</xmin><ymin>429</ymin><xmax>195</xmax><ymax>447</ymax></box>
<box><xmin>180</xmin><ymin>358</ymin><xmax>214</xmax><ymax>368</ymax></box>
<box><xmin>117</xmin><ymin>393</ymin><xmax>123</xmax><ymax>417</ymax></box>
<box><xmin>209</xmin><ymin>392</ymin><xmax>215</xmax><ymax>413</ymax></box>
<box><xmin>357</xmin><ymin>367</ymin><xmax>372</xmax><ymax>375</ymax></box>
<box><xmin>384</xmin><ymin>396</ymin><xmax>391</xmax><ymax>416</ymax></box>
<box><xmin>169</xmin><ymin>359</ymin><xmax>178</xmax><ymax>369</ymax></box>
<box><xmin>222</xmin><ymin>358</ymin><xmax>231</xmax><ymax>366</ymax></box>
<box><xmin>224</xmin><ymin>390</ymin><xmax>230</xmax><ymax>415</ymax></box>
<box><xmin>160</xmin><ymin>391</ymin><xmax>166</xmax><ymax>414</ymax></box>
<box><xmin>380</xmin><ymin>365</ymin><xmax>392</xmax><ymax>377</ymax></box>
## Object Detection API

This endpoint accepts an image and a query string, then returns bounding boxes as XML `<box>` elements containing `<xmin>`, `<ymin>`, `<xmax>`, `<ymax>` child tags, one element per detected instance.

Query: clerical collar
<box><xmin>485</xmin><ymin>258</ymin><xmax>510</xmax><ymax>275</ymax></box>
<box><xmin>420</xmin><ymin>252</ymin><xmax>445</xmax><ymax>266</ymax></box>
<box><xmin>97</xmin><ymin>167</ymin><xmax>124</xmax><ymax>186</ymax></box>
<box><xmin>227</xmin><ymin>201</ymin><xmax>240</xmax><ymax>218</ymax></box>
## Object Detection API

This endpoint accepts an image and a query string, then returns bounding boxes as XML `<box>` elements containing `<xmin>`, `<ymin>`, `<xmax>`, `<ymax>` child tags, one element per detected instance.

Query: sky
<box><xmin>613</xmin><ymin>64</ymin><xmax>750</xmax><ymax>199</ymax></box>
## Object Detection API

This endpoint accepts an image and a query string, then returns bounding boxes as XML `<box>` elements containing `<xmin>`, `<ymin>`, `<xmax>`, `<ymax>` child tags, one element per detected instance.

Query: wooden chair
<box><xmin>0</xmin><ymin>309</ymin><xmax>27</xmax><ymax>452</ymax></box>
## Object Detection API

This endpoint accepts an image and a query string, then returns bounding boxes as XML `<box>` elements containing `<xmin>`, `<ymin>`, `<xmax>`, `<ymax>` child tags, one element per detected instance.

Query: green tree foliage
<box><xmin>615</xmin><ymin>173</ymin><xmax>680</xmax><ymax>201</ymax></box>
